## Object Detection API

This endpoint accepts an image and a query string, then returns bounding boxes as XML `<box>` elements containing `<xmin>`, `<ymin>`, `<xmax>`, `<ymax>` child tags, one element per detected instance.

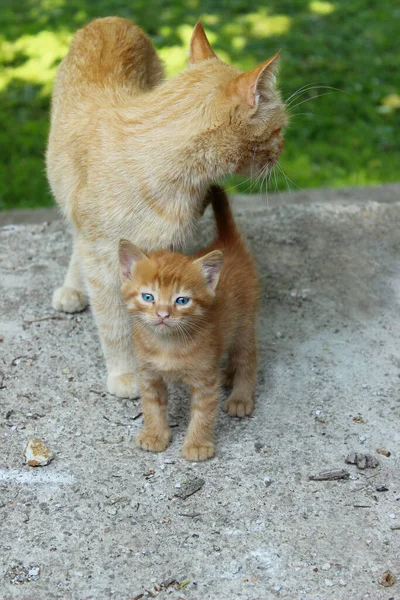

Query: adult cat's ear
<box><xmin>119</xmin><ymin>239</ymin><xmax>147</xmax><ymax>281</ymax></box>
<box><xmin>195</xmin><ymin>250</ymin><xmax>224</xmax><ymax>291</ymax></box>
<box><xmin>189</xmin><ymin>21</ymin><xmax>218</xmax><ymax>64</ymax></box>
<box><xmin>228</xmin><ymin>52</ymin><xmax>280</xmax><ymax>108</ymax></box>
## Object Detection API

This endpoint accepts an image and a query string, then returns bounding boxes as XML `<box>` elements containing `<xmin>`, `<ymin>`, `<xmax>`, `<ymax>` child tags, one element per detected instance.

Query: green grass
<box><xmin>0</xmin><ymin>0</ymin><xmax>399</xmax><ymax>209</ymax></box>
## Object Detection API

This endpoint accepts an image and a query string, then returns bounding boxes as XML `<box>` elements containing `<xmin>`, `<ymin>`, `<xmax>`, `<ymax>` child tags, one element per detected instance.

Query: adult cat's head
<box><xmin>164</xmin><ymin>22</ymin><xmax>287</xmax><ymax>178</ymax></box>
<box><xmin>119</xmin><ymin>239</ymin><xmax>223</xmax><ymax>337</ymax></box>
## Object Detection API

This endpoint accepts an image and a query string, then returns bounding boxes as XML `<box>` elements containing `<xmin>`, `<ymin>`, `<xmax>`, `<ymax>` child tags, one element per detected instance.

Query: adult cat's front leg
<box><xmin>53</xmin><ymin>238</ymin><xmax>88</xmax><ymax>313</ymax></box>
<box><xmin>79</xmin><ymin>240</ymin><xmax>139</xmax><ymax>398</ymax></box>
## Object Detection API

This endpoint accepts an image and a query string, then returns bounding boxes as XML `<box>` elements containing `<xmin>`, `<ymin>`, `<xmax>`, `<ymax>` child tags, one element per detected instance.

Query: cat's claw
<box><xmin>224</xmin><ymin>395</ymin><xmax>254</xmax><ymax>418</ymax></box>
<box><xmin>107</xmin><ymin>373</ymin><xmax>140</xmax><ymax>399</ymax></box>
<box><xmin>181</xmin><ymin>441</ymin><xmax>215</xmax><ymax>461</ymax></box>
<box><xmin>136</xmin><ymin>428</ymin><xmax>172</xmax><ymax>452</ymax></box>
<box><xmin>52</xmin><ymin>286</ymin><xmax>88</xmax><ymax>313</ymax></box>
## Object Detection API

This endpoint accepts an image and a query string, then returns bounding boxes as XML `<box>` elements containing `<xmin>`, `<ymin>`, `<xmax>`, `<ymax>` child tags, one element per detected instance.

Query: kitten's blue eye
<box><xmin>141</xmin><ymin>293</ymin><xmax>154</xmax><ymax>302</ymax></box>
<box><xmin>176</xmin><ymin>297</ymin><xmax>190</xmax><ymax>306</ymax></box>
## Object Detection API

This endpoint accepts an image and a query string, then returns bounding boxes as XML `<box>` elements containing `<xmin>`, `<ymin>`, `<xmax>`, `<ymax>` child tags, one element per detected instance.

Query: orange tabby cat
<box><xmin>119</xmin><ymin>185</ymin><xmax>259</xmax><ymax>460</ymax></box>
<box><xmin>46</xmin><ymin>17</ymin><xmax>286</xmax><ymax>398</ymax></box>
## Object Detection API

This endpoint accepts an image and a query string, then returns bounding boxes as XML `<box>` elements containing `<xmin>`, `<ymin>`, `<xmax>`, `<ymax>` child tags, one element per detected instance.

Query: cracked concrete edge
<box><xmin>1</xmin><ymin>183</ymin><xmax>400</xmax><ymax>226</ymax></box>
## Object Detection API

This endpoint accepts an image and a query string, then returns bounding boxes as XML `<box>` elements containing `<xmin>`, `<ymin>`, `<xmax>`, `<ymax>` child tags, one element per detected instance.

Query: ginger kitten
<box><xmin>120</xmin><ymin>186</ymin><xmax>259</xmax><ymax>461</ymax></box>
<box><xmin>47</xmin><ymin>17</ymin><xmax>286</xmax><ymax>398</ymax></box>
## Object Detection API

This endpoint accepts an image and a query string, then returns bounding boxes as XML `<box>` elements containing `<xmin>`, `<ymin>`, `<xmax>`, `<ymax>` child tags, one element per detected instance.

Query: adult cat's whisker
<box><xmin>288</xmin><ymin>89</ymin><xmax>346</xmax><ymax>112</ymax></box>
<box><xmin>276</xmin><ymin>162</ymin><xmax>301</xmax><ymax>192</ymax></box>
<box><xmin>275</xmin><ymin>162</ymin><xmax>292</xmax><ymax>195</ymax></box>
<box><xmin>286</xmin><ymin>85</ymin><xmax>346</xmax><ymax>108</ymax></box>
<box><xmin>284</xmin><ymin>81</ymin><xmax>320</xmax><ymax>104</ymax></box>
<box><xmin>288</xmin><ymin>112</ymin><xmax>315</xmax><ymax>118</ymax></box>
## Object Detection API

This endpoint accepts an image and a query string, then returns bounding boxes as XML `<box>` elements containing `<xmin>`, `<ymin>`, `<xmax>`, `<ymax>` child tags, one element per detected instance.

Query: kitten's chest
<box><xmin>143</xmin><ymin>346</ymin><xmax>193</xmax><ymax>381</ymax></box>
<box><xmin>149</xmin><ymin>351</ymin><xmax>184</xmax><ymax>378</ymax></box>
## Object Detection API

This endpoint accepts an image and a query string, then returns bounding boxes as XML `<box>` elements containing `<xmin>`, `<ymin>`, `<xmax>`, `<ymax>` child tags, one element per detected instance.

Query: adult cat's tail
<box><xmin>207</xmin><ymin>185</ymin><xmax>240</xmax><ymax>245</ymax></box>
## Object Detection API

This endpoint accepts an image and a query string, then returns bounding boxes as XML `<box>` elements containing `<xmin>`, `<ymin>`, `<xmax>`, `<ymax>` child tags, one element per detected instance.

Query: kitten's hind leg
<box><xmin>52</xmin><ymin>240</ymin><xmax>88</xmax><ymax>313</ymax></box>
<box><xmin>224</xmin><ymin>323</ymin><xmax>257</xmax><ymax>418</ymax></box>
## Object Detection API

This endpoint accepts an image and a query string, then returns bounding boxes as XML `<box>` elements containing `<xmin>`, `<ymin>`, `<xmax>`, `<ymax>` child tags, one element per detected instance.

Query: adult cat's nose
<box><xmin>157</xmin><ymin>311</ymin><xmax>170</xmax><ymax>322</ymax></box>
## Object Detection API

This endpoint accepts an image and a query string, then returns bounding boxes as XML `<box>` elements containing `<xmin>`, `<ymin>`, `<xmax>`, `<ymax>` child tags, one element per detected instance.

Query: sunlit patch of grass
<box><xmin>158</xmin><ymin>46</ymin><xmax>187</xmax><ymax>77</ymax></box>
<box><xmin>309</xmin><ymin>1</ymin><xmax>336</xmax><ymax>16</ymax></box>
<box><xmin>244</xmin><ymin>10</ymin><xmax>291</xmax><ymax>38</ymax></box>
<box><xmin>0</xmin><ymin>0</ymin><xmax>399</xmax><ymax>209</ymax></box>
<box><xmin>0</xmin><ymin>30</ymin><xmax>71</xmax><ymax>94</ymax></box>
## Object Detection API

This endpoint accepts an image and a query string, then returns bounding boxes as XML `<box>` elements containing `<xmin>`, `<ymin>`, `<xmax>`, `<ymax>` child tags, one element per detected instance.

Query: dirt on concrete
<box><xmin>1</xmin><ymin>185</ymin><xmax>400</xmax><ymax>599</ymax></box>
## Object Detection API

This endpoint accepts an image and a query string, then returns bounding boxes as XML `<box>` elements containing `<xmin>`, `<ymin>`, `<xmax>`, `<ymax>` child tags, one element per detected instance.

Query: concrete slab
<box><xmin>1</xmin><ymin>186</ymin><xmax>400</xmax><ymax>599</ymax></box>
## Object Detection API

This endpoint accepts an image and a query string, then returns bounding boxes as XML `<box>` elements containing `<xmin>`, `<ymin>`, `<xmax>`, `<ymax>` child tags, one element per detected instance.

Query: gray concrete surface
<box><xmin>1</xmin><ymin>185</ymin><xmax>400</xmax><ymax>600</ymax></box>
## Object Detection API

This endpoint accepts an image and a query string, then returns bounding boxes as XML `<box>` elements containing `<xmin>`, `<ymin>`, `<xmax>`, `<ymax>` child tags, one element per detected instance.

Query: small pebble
<box><xmin>389</xmin><ymin>514</ymin><xmax>396</xmax><ymax>519</ymax></box>
<box><xmin>264</xmin><ymin>477</ymin><xmax>272</xmax><ymax>487</ymax></box>
<box><xmin>339</xmin><ymin>579</ymin><xmax>347</xmax><ymax>586</ymax></box>
<box><xmin>273</xmin><ymin>585</ymin><xmax>281</xmax><ymax>592</ymax></box>
<box><xmin>359</xmin><ymin>435</ymin><xmax>367</xmax><ymax>442</ymax></box>
<box><xmin>24</xmin><ymin>439</ymin><xmax>52</xmax><ymax>467</ymax></box>
<box><xmin>321</xmin><ymin>563</ymin><xmax>331</xmax><ymax>571</ymax></box>
<box><xmin>325</xmin><ymin>579</ymin><xmax>334</xmax><ymax>587</ymax></box>
<box><xmin>174</xmin><ymin>484</ymin><xmax>181</xmax><ymax>488</ymax></box>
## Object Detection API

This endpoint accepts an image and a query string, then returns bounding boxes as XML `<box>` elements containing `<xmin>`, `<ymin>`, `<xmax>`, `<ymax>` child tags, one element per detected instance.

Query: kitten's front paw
<box><xmin>224</xmin><ymin>394</ymin><xmax>254</xmax><ymax>417</ymax></box>
<box><xmin>52</xmin><ymin>286</ymin><xmax>88</xmax><ymax>313</ymax></box>
<box><xmin>181</xmin><ymin>441</ymin><xmax>215</xmax><ymax>461</ymax></box>
<box><xmin>136</xmin><ymin>428</ymin><xmax>171</xmax><ymax>452</ymax></box>
<box><xmin>107</xmin><ymin>373</ymin><xmax>139</xmax><ymax>399</ymax></box>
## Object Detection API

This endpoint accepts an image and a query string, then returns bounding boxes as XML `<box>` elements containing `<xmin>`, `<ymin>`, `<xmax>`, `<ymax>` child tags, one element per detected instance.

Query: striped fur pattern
<box><xmin>46</xmin><ymin>17</ymin><xmax>286</xmax><ymax>397</ymax></box>
<box><xmin>120</xmin><ymin>186</ymin><xmax>259</xmax><ymax>460</ymax></box>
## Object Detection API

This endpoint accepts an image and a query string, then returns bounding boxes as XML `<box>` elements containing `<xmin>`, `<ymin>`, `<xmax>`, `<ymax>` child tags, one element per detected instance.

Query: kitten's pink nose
<box><xmin>157</xmin><ymin>311</ymin><xmax>170</xmax><ymax>322</ymax></box>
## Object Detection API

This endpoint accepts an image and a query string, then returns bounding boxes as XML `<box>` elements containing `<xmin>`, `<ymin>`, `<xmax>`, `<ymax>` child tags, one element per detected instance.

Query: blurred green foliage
<box><xmin>0</xmin><ymin>0</ymin><xmax>399</xmax><ymax>209</ymax></box>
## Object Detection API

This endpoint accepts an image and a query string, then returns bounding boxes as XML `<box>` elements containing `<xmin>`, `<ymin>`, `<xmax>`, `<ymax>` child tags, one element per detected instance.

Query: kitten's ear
<box><xmin>119</xmin><ymin>239</ymin><xmax>147</xmax><ymax>281</ymax></box>
<box><xmin>189</xmin><ymin>21</ymin><xmax>218</xmax><ymax>64</ymax></box>
<box><xmin>195</xmin><ymin>250</ymin><xmax>224</xmax><ymax>291</ymax></box>
<box><xmin>227</xmin><ymin>52</ymin><xmax>280</xmax><ymax>108</ymax></box>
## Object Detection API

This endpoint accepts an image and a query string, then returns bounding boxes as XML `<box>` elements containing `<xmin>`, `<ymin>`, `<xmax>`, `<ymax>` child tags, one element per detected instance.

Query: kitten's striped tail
<box><xmin>207</xmin><ymin>185</ymin><xmax>239</xmax><ymax>245</ymax></box>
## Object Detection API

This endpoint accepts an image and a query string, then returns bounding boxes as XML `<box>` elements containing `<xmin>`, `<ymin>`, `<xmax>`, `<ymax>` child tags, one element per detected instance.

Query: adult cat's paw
<box><xmin>136</xmin><ymin>428</ymin><xmax>171</xmax><ymax>452</ymax></box>
<box><xmin>52</xmin><ymin>286</ymin><xmax>88</xmax><ymax>313</ymax></box>
<box><xmin>224</xmin><ymin>394</ymin><xmax>254</xmax><ymax>417</ymax></box>
<box><xmin>107</xmin><ymin>373</ymin><xmax>140</xmax><ymax>399</ymax></box>
<box><xmin>181</xmin><ymin>441</ymin><xmax>215</xmax><ymax>461</ymax></box>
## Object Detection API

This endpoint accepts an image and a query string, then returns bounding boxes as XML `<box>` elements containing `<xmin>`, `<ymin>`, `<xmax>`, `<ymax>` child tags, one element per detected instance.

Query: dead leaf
<box><xmin>379</xmin><ymin>570</ymin><xmax>395</xmax><ymax>587</ymax></box>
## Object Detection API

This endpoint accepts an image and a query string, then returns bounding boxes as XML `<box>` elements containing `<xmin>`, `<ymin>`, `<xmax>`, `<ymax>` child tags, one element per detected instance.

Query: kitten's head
<box><xmin>181</xmin><ymin>22</ymin><xmax>287</xmax><ymax>176</ymax></box>
<box><xmin>119</xmin><ymin>239</ymin><xmax>223</xmax><ymax>337</ymax></box>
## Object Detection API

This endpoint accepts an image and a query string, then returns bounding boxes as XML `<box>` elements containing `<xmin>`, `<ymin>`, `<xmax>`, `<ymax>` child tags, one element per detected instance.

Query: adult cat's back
<box><xmin>46</xmin><ymin>18</ymin><xmax>164</xmax><ymax>219</ymax></box>
<box><xmin>52</xmin><ymin>17</ymin><xmax>163</xmax><ymax>107</ymax></box>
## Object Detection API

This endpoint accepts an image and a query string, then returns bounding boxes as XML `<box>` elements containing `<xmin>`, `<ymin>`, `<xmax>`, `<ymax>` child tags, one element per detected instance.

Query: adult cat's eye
<box><xmin>176</xmin><ymin>297</ymin><xmax>190</xmax><ymax>306</ymax></box>
<box><xmin>141</xmin><ymin>293</ymin><xmax>154</xmax><ymax>302</ymax></box>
